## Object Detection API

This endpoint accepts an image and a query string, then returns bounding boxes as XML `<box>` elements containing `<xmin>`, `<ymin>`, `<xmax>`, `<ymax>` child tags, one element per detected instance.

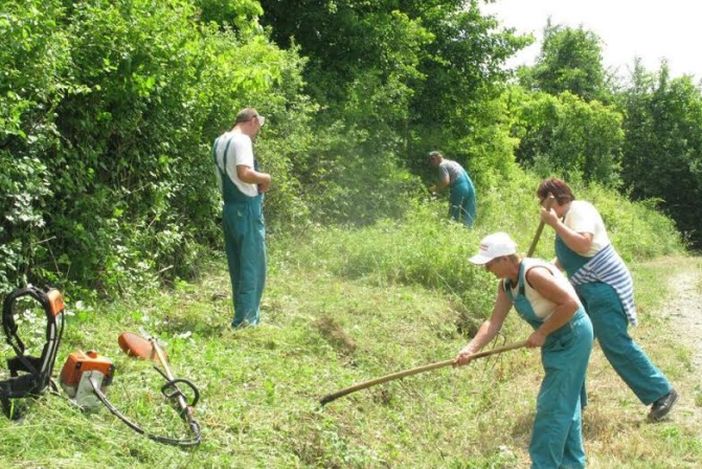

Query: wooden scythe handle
<box><xmin>527</xmin><ymin>194</ymin><xmax>556</xmax><ymax>257</ymax></box>
<box><xmin>320</xmin><ymin>340</ymin><xmax>528</xmax><ymax>405</ymax></box>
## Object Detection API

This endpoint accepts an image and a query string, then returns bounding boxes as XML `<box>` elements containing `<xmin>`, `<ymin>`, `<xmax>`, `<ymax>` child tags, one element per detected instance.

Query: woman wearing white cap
<box><xmin>455</xmin><ymin>232</ymin><xmax>593</xmax><ymax>469</ymax></box>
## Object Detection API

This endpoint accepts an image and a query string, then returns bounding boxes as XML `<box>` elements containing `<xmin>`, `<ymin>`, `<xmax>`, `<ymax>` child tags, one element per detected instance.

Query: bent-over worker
<box><xmin>427</xmin><ymin>150</ymin><xmax>477</xmax><ymax>227</ymax></box>
<box><xmin>455</xmin><ymin>232</ymin><xmax>593</xmax><ymax>468</ymax></box>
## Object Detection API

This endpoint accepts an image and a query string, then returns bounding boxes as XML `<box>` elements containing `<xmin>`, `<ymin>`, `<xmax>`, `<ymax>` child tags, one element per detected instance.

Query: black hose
<box><xmin>89</xmin><ymin>375</ymin><xmax>201</xmax><ymax>447</ymax></box>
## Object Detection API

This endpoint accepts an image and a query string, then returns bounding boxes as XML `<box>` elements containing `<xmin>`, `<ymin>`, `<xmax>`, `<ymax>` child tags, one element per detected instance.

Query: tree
<box><xmin>620</xmin><ymin>60</ymin><xmax>702</xmax><ymax>244</ymax></box>
<box><xmin>0</xmin><ymin>0</ymin><xmax>314</xmax><ymax>293</ymax></box>
<box><xmin>527</xmin><ymin>22</ymin><xmax>609</xmax><ymax>102</ymax></box>
<box><xmin>259</xmin><ymin>0</ymin><xmax>530</xmax><ymax>206</ymax></box>
<box><xmin>512</xmin><ymin>88</ymin><xmax>624</xmax><ymax>186</ymax></box>
<box><xmin>408</xmin><ymin>1</ymin><xmax>530</xmax><ymax>187</ymax></box>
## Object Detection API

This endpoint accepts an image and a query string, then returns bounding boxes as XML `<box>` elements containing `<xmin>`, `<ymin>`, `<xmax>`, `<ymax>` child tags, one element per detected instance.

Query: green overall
<box><xmin>555</xmin><ymin>237</ymin><xmax>671</xmax><ymax>404</ymax></box>
<box><xmin>505</xmin><ymin>260</ymin><xmax>592</xmax><ymax>469</ymax></box>
<box><xmin>449</xmin><ymin>170</ymin><xmax>477</xmax><ymax>227</ymax></box>
<box><xmin>213</xmin><ymin>136</ymin><xmax>266</xmax><ymax>327</ymax></box>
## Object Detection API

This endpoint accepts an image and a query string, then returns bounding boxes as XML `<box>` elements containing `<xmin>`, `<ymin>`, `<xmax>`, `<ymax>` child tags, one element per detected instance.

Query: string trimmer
<box><xmin>59</xmin><ymin>332</ymin><xmax>202</xmax><ymax>446</ymax></box>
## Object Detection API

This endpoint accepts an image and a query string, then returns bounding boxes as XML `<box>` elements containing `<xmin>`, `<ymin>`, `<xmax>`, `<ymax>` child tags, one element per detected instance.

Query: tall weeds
<box><xmin>277</xmin><ymin>169</ymin><xmax>683</xmax><ymax>323</ymax></box>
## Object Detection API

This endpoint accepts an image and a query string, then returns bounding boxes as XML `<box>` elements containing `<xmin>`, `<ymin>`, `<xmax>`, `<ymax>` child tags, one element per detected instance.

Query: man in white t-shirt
<box><xmin>212</xmin><ymin>108</ymin><xmax>271</xmax><ymax>327</ymax></box>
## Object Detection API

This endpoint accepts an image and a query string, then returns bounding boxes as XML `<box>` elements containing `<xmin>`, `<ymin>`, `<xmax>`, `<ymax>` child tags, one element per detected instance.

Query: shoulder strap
<box><xmin>0</xmin><ymin>286</ymin><xmax>65</xmax><ymax>414</ymax></box>
<box><xmin>501</xmin><ymin>279</ymin><xmax>516</xmax><ymax>301</ymax></box>
<box><xmin>504</xmin><ymin>262</ymin><xmax>528</xmax><ymax>297</ymax></box>
<box><xmin>522</xmin><ymin>259</ymin><xmax>555</xmax><ymax>292</ymax></box>
<box><xmin>213</xmin><ymin>137</ymin><xmax>233</xmax><ymax>179</ymax></box>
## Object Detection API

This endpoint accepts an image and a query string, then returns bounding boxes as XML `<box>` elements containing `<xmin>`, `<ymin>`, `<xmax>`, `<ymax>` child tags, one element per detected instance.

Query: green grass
<box><xmin>0</xmin><ymin>193</ymin><xmax>696</xmax><ymax>468</ymax></box>
<box><xmin>0</xmin><ymin>264</ymin><xmax>535</xmax><ymax>468</ymax></box>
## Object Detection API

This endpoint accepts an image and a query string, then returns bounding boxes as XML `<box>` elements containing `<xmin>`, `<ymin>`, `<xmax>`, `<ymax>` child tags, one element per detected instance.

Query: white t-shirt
<box><xmin>214</xmin><ymin>131</ymin><xmax>258</xmax><ymax>197</ymax></box>
<box><xmin>511</xmin><ymin>258</ymin><xmax>582</xmax><ymax>320</ymax></box>
<box><xmin>563</xmin><ymin>200</ymin><xmax>610</xmax><ymax>257</ymax></box>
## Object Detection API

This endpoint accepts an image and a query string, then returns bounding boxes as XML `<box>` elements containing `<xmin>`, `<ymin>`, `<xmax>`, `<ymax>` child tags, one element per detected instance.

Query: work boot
<box><xmin>648</xmin><ymin>388</ymin><xmax>678</xmax><ymax>421</ymax></box>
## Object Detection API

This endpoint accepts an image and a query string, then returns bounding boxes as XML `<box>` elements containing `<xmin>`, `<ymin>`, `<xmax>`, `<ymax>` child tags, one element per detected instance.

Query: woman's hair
<box><xmin>537</xmin><ymin>177</ymin><xmax>575</xmax><ymax>205</ymax></box>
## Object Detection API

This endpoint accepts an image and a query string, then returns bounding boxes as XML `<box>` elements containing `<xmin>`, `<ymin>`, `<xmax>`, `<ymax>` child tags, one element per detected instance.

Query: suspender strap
<box><xmin>213</xmin><ymin>137</ymin><xmax>233</xmax><ymax>179</ymax></box>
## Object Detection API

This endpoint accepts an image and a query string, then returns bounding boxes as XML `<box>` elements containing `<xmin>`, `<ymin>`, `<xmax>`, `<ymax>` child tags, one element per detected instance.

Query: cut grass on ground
<box><xmin>0</xmin><ymin>255</ymin><xmax>700</xmax><ymax>468</ymax></box>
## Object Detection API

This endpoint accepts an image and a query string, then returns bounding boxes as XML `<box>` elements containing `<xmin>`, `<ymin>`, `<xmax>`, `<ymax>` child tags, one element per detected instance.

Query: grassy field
<box><xmin>0</xmin><ymin>194</ymin><xmax>698</xmax><ymax>468</ymax></box>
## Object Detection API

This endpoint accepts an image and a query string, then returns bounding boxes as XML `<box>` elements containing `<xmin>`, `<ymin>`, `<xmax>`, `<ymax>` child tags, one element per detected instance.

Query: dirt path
<box><xmin>660</xmin><ymin>257</ymin><xmax>702</xmax><ymax>425</ymax></box>
<box><xmin>664</xmin><ymin>260</ymin><xmax>702</xmax><ymax>370</ymax></box>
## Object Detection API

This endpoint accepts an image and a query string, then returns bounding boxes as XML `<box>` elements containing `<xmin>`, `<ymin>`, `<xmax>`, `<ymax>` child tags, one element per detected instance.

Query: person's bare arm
<box><xmin>454</xmin><ymin>282</ymin><xmax>512</xmax><ymax>365</ymax></box>
<box><xmin>434</xmin><ymin>173</ymin><xmax>450</xmax><ymax>191</ymax></box>
<box><xmin>540</xmin><ymin>207</ymin><xmax>593</xmax><ymax>254</ymax></box>
<box><xmin>524</xmin><ymin>266</ymin><xmax>580</xmax><ymax>347</ymax></box>
<box><xmin>429</xmin><ymin>173</ymin><xmax>450</xmax><ymax>193</ymax></box>
<box><xmin>237</xmin><ymin>165</ymin><xmax>271</xmax><ymax>192</ymax></box>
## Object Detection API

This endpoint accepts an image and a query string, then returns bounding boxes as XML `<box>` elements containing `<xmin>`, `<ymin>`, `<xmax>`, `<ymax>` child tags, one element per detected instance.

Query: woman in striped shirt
<box><xmin>537</xmin><ymin>177</ymin><xmax>677</xmax><ymax>421</ymax></box>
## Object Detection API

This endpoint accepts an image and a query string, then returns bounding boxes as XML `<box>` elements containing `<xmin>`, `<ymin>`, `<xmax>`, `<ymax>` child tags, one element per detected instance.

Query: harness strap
<box><xmin>0</xmin><ymin>285</ymin><xmax>64</xmax><ymax>417</ymax></box>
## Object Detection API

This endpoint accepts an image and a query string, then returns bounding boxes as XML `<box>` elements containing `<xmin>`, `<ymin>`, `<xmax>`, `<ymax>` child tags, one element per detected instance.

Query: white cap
<box><xmin>469</xmin><ymin>232</ymin><xmax>517</xmax><ymax>265</ymax></box>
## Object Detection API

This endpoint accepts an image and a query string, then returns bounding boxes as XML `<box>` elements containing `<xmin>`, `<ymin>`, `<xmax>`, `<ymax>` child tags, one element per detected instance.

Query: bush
<box><xmin>511</xmin><ymin>88</ymin><xmax>624</xmax><ymax>187</ymax></box>
<box><xmin>0</xmin><ymin>0</ymin><xmax>315</xmax><ymax>294</ymax></box>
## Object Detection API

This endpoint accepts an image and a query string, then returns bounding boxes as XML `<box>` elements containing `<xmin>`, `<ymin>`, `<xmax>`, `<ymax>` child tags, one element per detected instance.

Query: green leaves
<box><xmin>512</xmin><ymin>89</ymin><xmax>624</xmax><ymax>186</ymax></box>
<box><xmin>195</xmin><ymin>0</ymin><xmax>264</xmax><ymax>35</ymax></box>
<box><xmin>528</xmin><ymin>24</ymin><xmax>609</xmax><ymax>102</ymax></box>
<box><xmin>0</xmin><ymin>0</ymin><xmax>311</xmax><ymax>293</ymax></box>
<box><xmin>620</xmin><ymin>61</ymin><xmax>702</xmax><ymax>244</ymax></box>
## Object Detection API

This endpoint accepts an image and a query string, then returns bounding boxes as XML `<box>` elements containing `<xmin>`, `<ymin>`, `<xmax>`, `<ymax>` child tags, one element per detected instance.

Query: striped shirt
<box><xmin>569</xmin><ymin>243</ymin><xmax>638</xmax><ymax>325</ymax></box>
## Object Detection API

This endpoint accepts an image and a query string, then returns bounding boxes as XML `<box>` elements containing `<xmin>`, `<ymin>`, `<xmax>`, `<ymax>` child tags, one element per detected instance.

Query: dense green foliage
<box><xmin>0</xmin><ymin>0</ymin><xmax>314</xmax><ymax>293</ymax></box>
<box><xmin>259</xmin><ymin>0</ymin><xmax>530</xmax><ymax>221</ymax></box>
<box><xmin>511</xmin><ymin>88</ymin><xmax>624</xmax><ymax>186</ymax></box>
<box><xmin>521</xmin><ymin>22</ymin><xmax>610</xmax><ymax>103</ymax></box>
<box><xmin>619</xmin><ymin>61</ymin><xmax>702</xmax><ymax>244</ymax></box>
<box><xmin>512</xmin><ymin>23</ymin><xmax>622</xmax><ymax>186</ymax></box>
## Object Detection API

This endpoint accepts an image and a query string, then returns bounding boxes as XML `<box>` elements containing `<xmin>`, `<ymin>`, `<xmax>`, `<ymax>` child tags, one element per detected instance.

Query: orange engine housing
<box><xmin>59</xmin><ymin>350</ymin><xmax>114</xmax><ymax>388</ymax></box>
